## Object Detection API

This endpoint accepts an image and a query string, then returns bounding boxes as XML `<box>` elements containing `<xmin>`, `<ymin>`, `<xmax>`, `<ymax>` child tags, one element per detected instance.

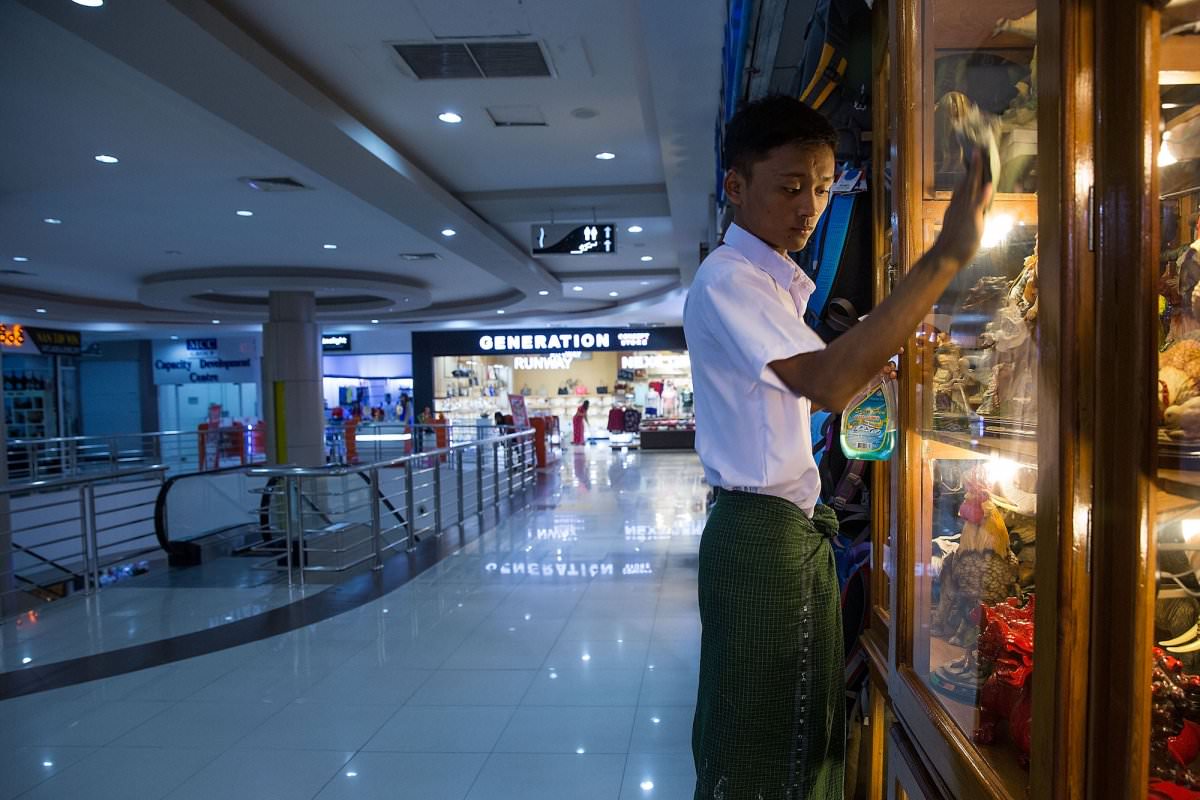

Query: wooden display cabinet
<box><xmin>867</xmin><ymin>0</ymin><xmax>1200</xmax><ymax>798</ymax></box>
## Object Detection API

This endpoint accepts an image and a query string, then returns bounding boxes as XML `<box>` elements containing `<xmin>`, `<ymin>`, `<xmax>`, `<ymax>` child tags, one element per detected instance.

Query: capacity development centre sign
<box><xmin>152</xmin><ymin>337</ymin><xmax>259</xmax><ymax>385</ymax></box>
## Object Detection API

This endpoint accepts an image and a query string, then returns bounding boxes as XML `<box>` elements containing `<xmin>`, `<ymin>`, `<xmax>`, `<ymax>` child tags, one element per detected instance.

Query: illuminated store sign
<box><xmin>513</xmin><ymin>352</ymin><xmax>581</xmax><ymax>371</ymax></box>
<box><xmin>620</xmin><ymin>354</ymin><xmax>691</xmax><ymax>371</ymax></box>
<box><xmin>0</xmin><ymin>323</ymin><xmax>25</xmax><ymax>348</ymax></box>
<box><xmin>152</xmin><ymin>337</ymin><xmax>259</xmax><ymax>385</ymax></box>
<box><xmin>0</xmin><ymin>324</ymin><xmax>81</xmax><ymax>356</ymax></box>
<box><xmin>322</xmin><ymin>334</ymin><xmax>352</xmax><ymax>352</ymax></box>
<box><xmin>480</xmin><ymin>332</ymin><xmax>618</xmax><ymax>352</ymax></box>
<box><xmin>485</xmin><ymin>559</ymin><xmax>653</xmax><ymax>578</ymax></box>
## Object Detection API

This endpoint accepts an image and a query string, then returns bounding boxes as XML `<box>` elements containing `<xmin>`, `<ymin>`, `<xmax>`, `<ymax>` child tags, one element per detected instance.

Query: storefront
<box><xmin>152</xmin><ymin>336</ymin><xmax>260</xmax><ymax>433</ymax></box>
<box><xmin>411</xmin><ymin>326</ymin><xmax>694</xmax><ymax>447</ymax></box>
<box><xmin>319</xmin><ymin>331</ymin><xmax>414</xmax><ymax>423</ymax></box>
<box><xmin>1</xmin><ymin>322</ymin><xmax>82</xmax><ymax>440</ymax></box>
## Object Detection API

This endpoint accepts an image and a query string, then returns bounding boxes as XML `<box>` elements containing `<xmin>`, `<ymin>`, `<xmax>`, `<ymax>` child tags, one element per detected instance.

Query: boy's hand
<box><xmin>932</xmin><ymin>151</ymin><xmax>994</xmax><ymax>268</ymax></box>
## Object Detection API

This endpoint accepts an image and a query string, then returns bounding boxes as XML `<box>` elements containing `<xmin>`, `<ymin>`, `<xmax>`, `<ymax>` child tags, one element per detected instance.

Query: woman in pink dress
<box><xmin>572</xmin><ymin>399</ymin><xmax>589</xmax><ymax>445</ymax></box>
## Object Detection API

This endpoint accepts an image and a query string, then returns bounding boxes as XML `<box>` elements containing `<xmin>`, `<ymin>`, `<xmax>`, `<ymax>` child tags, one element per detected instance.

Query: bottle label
<box><xmin>844</xmin><ymin>388</ymin><xmax>889</xmax><ymax>453</ymax></box>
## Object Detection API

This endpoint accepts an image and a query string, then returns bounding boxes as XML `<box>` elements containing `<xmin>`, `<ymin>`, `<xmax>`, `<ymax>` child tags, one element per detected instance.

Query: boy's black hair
<box><xmin>723</xmin><ymin>95</ymin><xmax>837</xmax><ymax>177</ymax></box>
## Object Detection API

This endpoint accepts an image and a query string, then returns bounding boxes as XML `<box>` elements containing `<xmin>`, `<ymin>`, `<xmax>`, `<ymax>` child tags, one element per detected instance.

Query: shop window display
<box><xmin>907</xmin><ymin>0</ymin><xmax>1041</xmax><ymax>792</ymax></box>
<box><xmin>1151</xmin><ymin>2</ymin><xmax>1200</xmax><ymax>796</ymax></box>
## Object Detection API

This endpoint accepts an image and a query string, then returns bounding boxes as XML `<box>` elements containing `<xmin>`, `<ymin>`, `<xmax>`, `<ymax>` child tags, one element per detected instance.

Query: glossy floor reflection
<box><xmin>0</xmin><ymin>445</ymin><xmax>707</xmax><ymax>800</ymax></box>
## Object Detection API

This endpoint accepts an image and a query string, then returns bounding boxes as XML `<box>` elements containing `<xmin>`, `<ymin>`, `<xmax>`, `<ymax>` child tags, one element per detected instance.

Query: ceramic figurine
<box><xmin>974</xmin><ymin>597</ymin><xmax>1035</xmax><ymax>765</ymax></box>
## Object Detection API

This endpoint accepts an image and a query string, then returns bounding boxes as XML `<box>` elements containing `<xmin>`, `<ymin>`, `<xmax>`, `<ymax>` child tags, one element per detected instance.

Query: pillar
<box><xmin>261</xmin><ymin>291</ymin><xmax>325</xmax><ymax>466</ymax></box>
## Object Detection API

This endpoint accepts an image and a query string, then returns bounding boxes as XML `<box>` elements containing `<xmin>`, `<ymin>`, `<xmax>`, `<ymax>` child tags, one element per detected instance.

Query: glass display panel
<box><xmin>908</xmin><ymin>0</ymin><xmax>1040</xmax><ymax>792</ymax></box>
<box><xmin>1150</xmin><ymin>3</ymin><xmax>1200</xmax><ymax>795</ymax></box>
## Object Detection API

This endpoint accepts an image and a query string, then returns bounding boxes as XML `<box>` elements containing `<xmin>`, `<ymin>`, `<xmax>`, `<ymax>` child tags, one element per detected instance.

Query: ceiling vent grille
<box><xmin>390</xmin><ymin>41</ymin><xmax>552</xmax><ymax>80</ymax></box>
<box><xmin>398</xmin><ymin>252</ymin><xmax>442</xmax><ymax>261</ymax></box>
<box><xmin>239</xmin><ymin>176</ymin><xmax>311</xmax><ymax>192</ymax></box>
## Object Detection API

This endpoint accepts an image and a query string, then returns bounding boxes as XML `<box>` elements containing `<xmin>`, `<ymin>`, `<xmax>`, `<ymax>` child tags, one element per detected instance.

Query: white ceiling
<box><xmin>0</xmin><ymin>0</ymin><xmax>723</xmax><ymax>337</ymax></box>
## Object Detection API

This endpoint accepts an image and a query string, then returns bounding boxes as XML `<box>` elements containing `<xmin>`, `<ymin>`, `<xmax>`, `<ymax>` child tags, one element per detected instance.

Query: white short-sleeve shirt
<box><xmin>683</xmin><ymin>222</ymin><xmax>827</xmax><ymax>516</ymax></box>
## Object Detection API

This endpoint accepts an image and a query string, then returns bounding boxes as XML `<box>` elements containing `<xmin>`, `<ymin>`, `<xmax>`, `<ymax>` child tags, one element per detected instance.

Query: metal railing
<box><xmin>6</xmin><ymin>427</ymin><xmax>267</xmax><ymax>482</ymax></box>
<box><xmin>248</xmin><ymin>428</ymin><xmax>537</xmax><ymax>586</ymax></box>
<box><xmin>1</xmin><ymin>464</ymin><xmax>168</xmax><ymax>616</ymax></box>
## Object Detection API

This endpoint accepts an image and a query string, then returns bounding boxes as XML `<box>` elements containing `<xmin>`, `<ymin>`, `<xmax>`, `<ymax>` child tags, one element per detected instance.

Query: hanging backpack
<box><xmin>791</xmin><ymin>0</ymin><xmax>873</xmax><ymax>164</ymax></box>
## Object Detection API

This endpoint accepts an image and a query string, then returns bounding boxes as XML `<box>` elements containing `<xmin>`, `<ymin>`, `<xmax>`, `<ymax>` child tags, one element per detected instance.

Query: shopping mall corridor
<box><xmin>0</xmin><ymin>445</ymin><xmax>707</xmax><ymax>800</ymax></box>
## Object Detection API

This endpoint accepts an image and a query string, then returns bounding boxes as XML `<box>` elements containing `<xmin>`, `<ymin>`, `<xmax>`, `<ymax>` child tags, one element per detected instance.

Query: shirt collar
<box><xmin>723</xmin><ymin>222</ymin><xmax>810</xmax><ymax>293</ymax></box>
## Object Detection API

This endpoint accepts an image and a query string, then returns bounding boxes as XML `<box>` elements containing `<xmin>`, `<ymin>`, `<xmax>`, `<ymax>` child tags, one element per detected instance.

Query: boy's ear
<box><xmin>723</xmin><ymin>168</ymin><xmax>746</xmax><ymax>207</ymax></box>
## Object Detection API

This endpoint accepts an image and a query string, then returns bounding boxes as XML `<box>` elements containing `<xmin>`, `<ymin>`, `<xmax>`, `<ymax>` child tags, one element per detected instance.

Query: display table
<box><xmin>638</xmin><ymin>419</ymin><xmax>695</xmax><ymax>450</ymax></box>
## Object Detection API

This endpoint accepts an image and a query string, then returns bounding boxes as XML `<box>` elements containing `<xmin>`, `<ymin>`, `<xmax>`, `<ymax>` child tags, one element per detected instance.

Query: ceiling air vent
<box><xmin>390</xmin><ymin>40</ymin><xmax>552</xmax><ymax>80</ymax></box>
<box><xmin>398</xmin><ymin>253</ymin><xmax>442</xmax><ymax>261</ymax></box>
<box><xmin>239</xmin><ymin>176</ymin><xmax>311</xmax><ymax>192</ymax></box>
<box><xmin>486</xmin><ymin>105</ymin><xmax>547</xmax><ymax>127</ymax></box>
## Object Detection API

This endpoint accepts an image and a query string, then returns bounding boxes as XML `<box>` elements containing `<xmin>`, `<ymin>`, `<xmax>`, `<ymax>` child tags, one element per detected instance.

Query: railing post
<box><xmin>433</xmin><ymin>456</ymin><xmax>443</xmax><ymax>536</ymax></box>
<box><xmin>476</xmin><ymin>442</ymin><xmax>484</xmax><ymax>515</ymax></box>
<box><xmin>284</xmin><ymin>476</ymin><xmax>301</xmax><ymax>587</ymax></box>
<box><xmin>506</xmin><ymin>436</ymin><xmax>514</xmax><ymax>497</ymax></box>
<box><xmin>86</xmin><ymin>483</ymin><xmax>100</xmax><ymax>591</ymax></box>
<box><xmin>456</xmin><ymin>448</ymin><xmax>466</xmax><ymax>526</ymax></box>
<box><xmin>28</xmin><ymin>443</ymin><xmax>37</xmax><ymax>482</ymax></box>
<box><xmin>370</xmin><ymin>467</ymin><xmax>383</xmax><ymax>570</ymax></box>
<box><xmin>405</xmin><ymin>460</ymin><xmax>417</xmax><ymax>552</ymax></box>
<box><xmin>78</xmin><ymin>485</ymin><xmax>93</xmax><ymax>594</ymax></box>
<box><xmin>492</xmin><ymin>441</ymin><xmax>501</xmax><ymax>506</ymax></box>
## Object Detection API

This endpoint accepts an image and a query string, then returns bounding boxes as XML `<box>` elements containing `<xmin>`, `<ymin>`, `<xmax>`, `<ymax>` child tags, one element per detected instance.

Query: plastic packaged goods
<box><xmin>840</xmin><ymin>376</ymin><xmax>897</xmax><ymax>460</ymax></box>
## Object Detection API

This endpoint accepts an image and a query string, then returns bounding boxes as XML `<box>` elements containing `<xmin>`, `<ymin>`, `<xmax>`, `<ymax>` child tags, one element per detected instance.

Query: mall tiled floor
<box><xmin>0</xmin><ymin>445</ymin><xmax>707</xmax><ymax>800</ymax></box>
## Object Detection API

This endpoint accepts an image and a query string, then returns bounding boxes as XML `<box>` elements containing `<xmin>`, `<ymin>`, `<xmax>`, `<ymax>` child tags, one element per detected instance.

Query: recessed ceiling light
<box><xmin>21</xmin><ymin>657</ymin><xmax>31</xmax><ymax>664</ymax></box>
<box><xmin>42</xmin><ymin>761</ymin><xmax>53</xmax><ymax>768</ymax></box>
<box><xmin>323</xmin><ymin>243</ymin><xmax>337</xmax><ymax>250</ymax></box>
<box><xmin>441</xmin><ymin>228</ymin><xmax>457</xmax><ymax>237</ymax></box>
<box><xmin>627</xmin><ymin>225</ymin><xmax>643</xmax><ymax>233</ymax></box>
<box><xmin>538</xmin><ymin>290</ymin><xmax>550</xmax><ymax>296</ymax></box>
<box><xmin>640</xmin><ymin>780</ymin><xmax>655</xmax><ymax>791</ymax></box>
<box><xmin>72</xmin><ymin>0</ymin><xmax>104</xmax><ymax>6</ymax></box>
<box><xmin>43</xmin><ymin>218</ymin><xmax>62</xmax><ymax>225</ymax></box>
<box><xmin>438</xmin><ymin>112</ymin><xmax>463</xmax><ymax>124</ymax></box>
<box><xmin>572</xmin><ymin>285</ymin><xmax>583</xmax><ymax>292</ymax></box>
<box><xmin>12</xmin><ymin>256</ymin><xmax>28</xmax><ymax>262</ymax></box>
<box><xmin>608</xmin><ymin>291</ymin><xmax>619</xmax><ymax>297</ymax></box>
<box><xmin>211</xmin><ymin>319</ymin><xmax>220</xmax><ymax>324</ymax></box>
<box><xmin>94</xmin><ymin>154</ymin><xmax>119</xmax><ymax>164</ymax></box>
<box><xmin>371</xmin><ymin>319</ymin><xmax>379</xmax><ymax>324</ymax></box>
<box><xmin>235</xmin><ymin>210</ymin><xmax>253</xmax><ymax>217</ymax></box>
<box><xmin>170</xmin><ymin>335</ymin><xmax>179</xmax><ymax>340</ymax></box>
<box><xmin>35</xmin><ymin>308</ymin><xmax>46</xmax><ymax>314</ymax></box>
<box><xmin>595</xmin><ymin>152</ymin><xmax>616</xmax><ymax>160</ymax></box>
<box><xmin>1163</xmin><ymin>102</ymin><xmax>1183</xmax><ymax>109</ymax></box>
<box><xmin>639</xmin><ymin>280</ymin><xmax>650</xmax><ymax>285</ymax></box>
<box><xmin>640</xmin><ymin>255</ymin><xmax>653</xmax><ymax>262</ymax></box>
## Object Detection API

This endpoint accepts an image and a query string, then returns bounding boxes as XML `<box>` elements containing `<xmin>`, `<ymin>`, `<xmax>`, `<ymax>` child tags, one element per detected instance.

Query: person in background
<box><xmin>684</xmin><ymin>95</ymin><xmax>990</xmax><ymax>799</ymax></box>
<box><xmin>572</xmin><ymin>399</ymin><xmax>589</xmax><ymax>446</ymax></box>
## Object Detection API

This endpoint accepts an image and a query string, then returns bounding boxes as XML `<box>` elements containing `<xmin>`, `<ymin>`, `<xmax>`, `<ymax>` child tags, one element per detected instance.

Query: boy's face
<box><xmin>724</xmin><ymin>141</ymin><xmax>836</xmax><ymax>254</ymax></box>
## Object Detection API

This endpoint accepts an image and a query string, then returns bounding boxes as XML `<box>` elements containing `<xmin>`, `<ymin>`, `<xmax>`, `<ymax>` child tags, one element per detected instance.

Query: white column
<box><xmin>261</xmin><ymin>291</ymin><xmax>324</xmax><ymax>466</ymax></box>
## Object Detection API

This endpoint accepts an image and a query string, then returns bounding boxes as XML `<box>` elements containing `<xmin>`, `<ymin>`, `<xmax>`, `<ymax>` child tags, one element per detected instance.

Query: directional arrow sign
<box><xmin>530</xmin><ymin>223</ymin><xmax>617</xmax><ymax>256</ymax></box>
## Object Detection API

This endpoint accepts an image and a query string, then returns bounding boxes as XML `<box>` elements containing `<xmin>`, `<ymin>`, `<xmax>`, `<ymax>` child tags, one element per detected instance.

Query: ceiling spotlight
<box><xmin>371</xmin><ymin>319</ymin><xmax>380</xmax><ymax>324</ymax></box>
<box><xmin>572</xmin><ymin>285</ymin><xmax>584</xmax><ymax>292</ymax></box>
<box><xmin>496</xmin><ymin>309</ymin><xmax>506</xmax><ymax>314</ymax></box>
<box><xmin>94</xmin><ymin>154</ymin><xmax>119</xmax><ymax>164</ymax></box>
<box><xmin>538</xmin><ymin>290</ymin><xmax>550</xmax><ymax>296</ymax></box>
<box><xmin>235</xmin><ymin>210</ymin><xmax>253</xmax><ymax>217</ymax></box>
<box><xmin>627</xmin><ymin>225</ymin><xmax>643</xmax><ymax>233</ymax></box>
<box><xmin>639</xmin><ymin>280</ymin><xmax>650</xmax><ymax>285</ymax></box>
<box><xmin>640</xmin><ymin>255</ymin><xmax>653</xmax><ymax>262</ymax></box>
<box><xmin>43</xmin><ymin>218</ymin><xmax>62</xmax><ymax>225</ymax></box>
<box><xmin>441</xmin><ymin>228</ymin><xmax>457</xmax><ymax>237</ymax></box>
<box><xmin>438</xmin><ymin>112</ymin><xmax>463</xmax><ymax>124</ymax></box>
<box><xmin>211</xmin><ymin>319</ymin><xmax>220</xmax><ymax>324</ymax></box>
<box><xmin>595</xmin><ymin>152</ymin><xmax>616</xmax><ymax>160</ymax></box>
<box><xmin>12</xmin><ymin>257</ymin><xmax>28</xmax><ymax>262</ymax></box>
<box><xmin>72</xmin><ymin>0</ymin><xmax>104</xmax><ymax>6</ymax></box>
<box><xmin>35</xmin><ymin>308</ymin><xmax>46</xmax><ymax>314</ymax></box>
<box><xmin>170</xmin><ymin>335</ymin><xmax>179</xmax><ymax>340</ymax></box>
<box><xmin>608</xmin><ymin>291</ymin><xmax>619</xmax><ymax>297</ymax></box>
<box><xmin>21</xmin><ymin>657</ymin><xmax>31</xmax><ymax>665</ymax></box>
<box><xmin>323</xmin><ymin>243</ymin><xmax>337</xmax><ymax>250</ymax></box>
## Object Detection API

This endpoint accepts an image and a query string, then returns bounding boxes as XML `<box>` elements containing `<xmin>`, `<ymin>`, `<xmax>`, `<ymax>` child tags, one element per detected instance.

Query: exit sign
<box><xmin>531</xmin><ymin>223</ymin><xmax>616</xmax><ymax>256</ymax></box>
